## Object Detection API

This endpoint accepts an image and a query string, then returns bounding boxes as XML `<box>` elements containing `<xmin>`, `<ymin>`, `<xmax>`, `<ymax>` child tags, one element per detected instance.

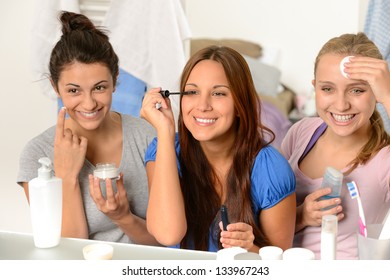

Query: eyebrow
<box><xmin>65</xmin><ymin>80</ymin><xmax>108</xmax><ymax>87</ymax></box>
<box><xmin>185</xmin><ymin>83</ymin><xmax>230</xmax><ymax>89</ymax></box>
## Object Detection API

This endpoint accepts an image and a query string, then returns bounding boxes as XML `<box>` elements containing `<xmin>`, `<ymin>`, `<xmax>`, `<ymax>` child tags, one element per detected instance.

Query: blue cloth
<box><xmin>144</xmin><ymin>134</ymin><xmax>296</xmax><ymax>252</ymax></box>
<box><xmin>58</xmin><ymin>68</ymin><xmax>146</xmax><ymax>117</ymax></box>
<box><xmin>364</xmin><ymin>0</ymin><xmax>390</xmax><ymax>133</ymax></box>
<box><xmin>364</xmin><ymin>0</ymin><xmax>390</xmax><ymax>64</ymax></box>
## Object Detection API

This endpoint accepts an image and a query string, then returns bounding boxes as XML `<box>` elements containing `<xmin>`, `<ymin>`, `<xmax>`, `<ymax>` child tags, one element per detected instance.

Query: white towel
<box><xmin>103</xmin><ymin>0</ymin><xmax>192</xmax><ymax>125</ymax></box>
<box><xmin>30</xmin><ymin>0</ymin><xmax>80</xmax><ymax>99</ymax></box>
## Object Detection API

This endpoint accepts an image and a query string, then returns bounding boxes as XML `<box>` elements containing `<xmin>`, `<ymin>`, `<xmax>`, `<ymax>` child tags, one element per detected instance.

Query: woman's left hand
<box><xmin>219</xmin><ymin>222</ymin><xmax>255</xmax><ymax>251</ymax></box>
<box><xmin>88</xmin><ymin>173</ymin><xmax>133</xmax><ymax>223</ymax></box>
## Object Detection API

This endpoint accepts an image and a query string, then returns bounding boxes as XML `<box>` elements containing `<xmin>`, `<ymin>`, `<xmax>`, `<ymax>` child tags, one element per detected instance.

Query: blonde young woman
<box><xmin>281</xmin><ymin>32</ymin><xmax>390</xmax><ymax>259</ymax></box>
<box><xmin>141</xmin><ymin>46</ymin><xmax>296</xmax><ymax>252</ymax></box>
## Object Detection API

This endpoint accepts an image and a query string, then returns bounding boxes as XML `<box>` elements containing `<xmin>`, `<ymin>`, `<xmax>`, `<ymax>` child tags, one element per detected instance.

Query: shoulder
<box><xmin>281</xmin><ymin>117</ymin><xmax>323</xmax><ymax>157</ymax></box>
<box><xmin>121</xmin><ymin>114</ymin><xmax>157</xmax><ymax>145</ymax></box>
<box><xmin>251</xmin><ymin>145</ymin><xmax>296</xmax><ymax>209</ymax></box>
<box><xmin>288</xmin><ymin>117</ymin><xmax>323</xmax><ymax>136</ymax></box>
<box><xmin>17</xmin><ymin>126</ymin><xmax>56</xmax><ymax>185</ymax></box>
<box><xmin>254</xmin><ymin>145</ymin><xmax>294</xmax><ymax>176</ymax></box>
<box><xmin>121</xmin><ymin>114</ymin><xmax>156</xmax><ymax>134</ymax></box>
<box><xmin>370</xmin><ymin>146</ymin><xmax>390</xmax><ymax>178</ymax></box>
<box><xmin>21</xmin><ymin>126</ymin><xmax>56</xmax><ymax>154</ymax></box>
<box><xmin>144</xmin><ymin>133</ymin><xmax>180</xmax><ymax>164</ymax></box>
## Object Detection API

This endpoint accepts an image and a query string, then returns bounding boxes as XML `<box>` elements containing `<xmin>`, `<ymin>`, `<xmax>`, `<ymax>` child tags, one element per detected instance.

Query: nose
<box><xmin>334</xmin><ymin>92</ymin><xmax>351</xmax><ymax>112</ymax></box>
<box><xmin>196</xmin><ymin>93</ymin><xmax>212</xmax><ymax>112</ymax></box>
<box><xmin>83</xmin><ymin>93</ymin><xmax>98</xmax><ymax>111</ymax></box>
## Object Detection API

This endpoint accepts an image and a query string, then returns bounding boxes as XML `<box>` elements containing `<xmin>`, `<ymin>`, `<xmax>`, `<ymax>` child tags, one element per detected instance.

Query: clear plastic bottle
<box><xmin>320</xmin><ymin>166</ymin><xmax>343</xmax><ymax>210</ymax></box>
<box><xmin>28</xmin><ymin>157</ymin><xmax>62</xmax><ymax>248</ymax></box>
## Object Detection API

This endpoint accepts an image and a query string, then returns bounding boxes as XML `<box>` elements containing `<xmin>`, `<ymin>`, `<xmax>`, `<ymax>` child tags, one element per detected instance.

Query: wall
<box><xmin>0</xmin><ymin>0</ymin><xmax>57</xmax><ymax>232</ymax></box>
<box><xmin>185</xmin><ymin>0</ymin><xmax>369</xmax><ymax>97</ymax></box>
<box><xmin>0</xmin><ymin>0</ymin><xmax>369</xmax><ymax>233</ymax></box>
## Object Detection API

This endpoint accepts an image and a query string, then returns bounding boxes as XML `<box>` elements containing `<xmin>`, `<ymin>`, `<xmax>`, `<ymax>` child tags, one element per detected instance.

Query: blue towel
<box><xmin>364</xmin><ymin>0</ymin><xmax>390</xmax><ymax>133</ymax></box>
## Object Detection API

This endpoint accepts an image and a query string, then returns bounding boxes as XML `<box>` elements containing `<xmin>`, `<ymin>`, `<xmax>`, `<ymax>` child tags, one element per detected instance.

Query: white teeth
<box><xmin>195</xmin><ymin>117</ymin><xmax>216</xmax><ymax>124</ymax></box>
<box><xmin>80</xmin><ymin>111</ymin><xmax>98</xmax><ymax>117</ymax></box>
<box><xmin>332</xmin><ymin>113</ymin><xmax>354</xmax><ymax>122</ymax></box>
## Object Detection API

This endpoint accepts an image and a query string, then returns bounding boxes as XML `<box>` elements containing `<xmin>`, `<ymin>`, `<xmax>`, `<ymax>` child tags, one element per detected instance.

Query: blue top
<box><xmin>144</xmin><ymin>134</ymin><xmax>296</xmax><ymax>251</ymax></box>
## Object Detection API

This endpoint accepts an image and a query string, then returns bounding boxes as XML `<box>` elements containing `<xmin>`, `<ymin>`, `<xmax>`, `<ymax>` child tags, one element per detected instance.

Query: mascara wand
<box><xmin>159</xmin><ymin>90</ymin><xmax>181</xmax><ymax>97</ymax></box>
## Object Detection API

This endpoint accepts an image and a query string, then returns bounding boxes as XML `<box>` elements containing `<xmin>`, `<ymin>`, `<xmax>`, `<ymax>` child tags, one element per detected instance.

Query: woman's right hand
<box><xmin>296</xmin><ymin>188</ymin><xmax>344</xmax><ymax>231</ymax></box>
<box><xmin>54</xmin><ymin>107</ymin><xmax>88</xmax><ymax>180</ymax></box>
<box><xmin>140</xmin><ymin>88</ymin><xmax>175</xmax><ymax>133</ymax></box>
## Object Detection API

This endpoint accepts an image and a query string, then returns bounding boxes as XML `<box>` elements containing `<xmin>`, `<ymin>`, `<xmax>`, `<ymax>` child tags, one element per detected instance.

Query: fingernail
<box><xmin>61</xmin><ymin>107</ymin><xmax>66</xmax><ymax>111</ymax></box>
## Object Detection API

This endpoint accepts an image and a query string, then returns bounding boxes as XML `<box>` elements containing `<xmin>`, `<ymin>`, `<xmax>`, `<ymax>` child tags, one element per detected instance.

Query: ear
<box><xmin>113</xmin><ymin>72</ymin><xmax>119</xmax><ymax>93</ymax></box>
<box><xmin>311</xmin><ymin>79</ymin><xmax>316</xmax><ymax>87</ymax></box>
<box><xmin>50</xmin><ymin>79</ymin><xmax>61</xmax><ymax>98</ymax></box>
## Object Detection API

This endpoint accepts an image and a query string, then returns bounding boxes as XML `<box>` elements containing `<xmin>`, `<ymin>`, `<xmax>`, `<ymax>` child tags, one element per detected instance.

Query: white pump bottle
<box><xmin>28</xmin><ymin>157</ymin><xmax>62</xmax><ymax>248</ymax></box>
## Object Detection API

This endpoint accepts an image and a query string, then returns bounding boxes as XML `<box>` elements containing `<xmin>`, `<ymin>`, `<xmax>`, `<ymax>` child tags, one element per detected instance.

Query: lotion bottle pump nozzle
<box><xmin>37</xmin><ymin>157</ymin><xmax>53</xmax><ymax>180</ymax></box>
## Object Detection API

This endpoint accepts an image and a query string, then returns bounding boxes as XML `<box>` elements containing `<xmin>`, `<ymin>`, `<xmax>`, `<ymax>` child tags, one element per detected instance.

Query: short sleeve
<box><xmin>251</xmin><ymin>145</ymin><xmax>296</xmax><ymax>213</ymax></box>
<box><xmin>144</xmin><ymin>134</ymin><xmax>181</xmax><ymax>167</ymax></box>
<box><xmin>144</xmin><ymin>137</ymin><xmax>158</xmax><ymax>165</ymax></box>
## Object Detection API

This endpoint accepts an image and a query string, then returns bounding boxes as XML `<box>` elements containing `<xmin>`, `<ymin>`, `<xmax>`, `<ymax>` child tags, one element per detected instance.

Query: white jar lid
<box><xmin>93</xmin><ymin>163</ymin><xmax>119</xmax><ymax>180</ymax></box>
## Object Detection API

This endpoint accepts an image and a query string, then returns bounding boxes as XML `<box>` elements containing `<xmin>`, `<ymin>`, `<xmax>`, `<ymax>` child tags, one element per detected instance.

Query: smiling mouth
<box><xmin>332</xmin><ymin>113</ymin><xmax>355</xmax><ymax>122</ymax></box>
<box><xmin>194</xmin><ymin>117</ymin><xmax>217</xmax><ymax>124</ymax></box>
<box><xmin>78</xmin><ymin>109</ymin><xmax>100</xmax><ymax>118</ymax></box>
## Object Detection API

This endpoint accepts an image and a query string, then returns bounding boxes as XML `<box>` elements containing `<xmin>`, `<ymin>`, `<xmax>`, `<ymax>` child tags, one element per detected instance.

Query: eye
<box><xmin>350</xmin><ymin>88</ymin><xmax>365</xmax><ymax>95</ymax></box>
<box><xmin>94</xmin><ymin>85</ymin><xmax>106</xmax><ymax>92</ymax></box>
<box><xmin>212</xmin><ymin>91</ymin><xmax>227</xmax><ymax>97</ymax></box>
<box><xmin>67</xmin><ymin>88</ymin><xmax>79</xmax><ymax>94</ymax></box>
<box><xmin>182</xmin><ymin>90</ymin><xmax>197</xmax><ymax>95</ymax></box>
<box><xmin>321</xmin><ymin>87</ymin><xmax>333</xmax><ymax>93</ymax></box>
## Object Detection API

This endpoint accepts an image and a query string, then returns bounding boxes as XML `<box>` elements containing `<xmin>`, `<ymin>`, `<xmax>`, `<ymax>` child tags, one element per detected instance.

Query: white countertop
<box><xmin>0</xmin><ymin>230</ymin><xmax>216</xmax><ymax>260</ymax></box>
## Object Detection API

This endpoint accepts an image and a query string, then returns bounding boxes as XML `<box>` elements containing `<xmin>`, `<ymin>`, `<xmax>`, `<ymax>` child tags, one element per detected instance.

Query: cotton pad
<box><xmin>340</xmin><ymin>56</ymin><xmax>353</xmax><ymax>78</ymax></box>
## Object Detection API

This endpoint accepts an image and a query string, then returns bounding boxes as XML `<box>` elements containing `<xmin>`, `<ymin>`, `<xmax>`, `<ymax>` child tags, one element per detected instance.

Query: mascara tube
<box><xmin>221</xmin><ymin>205</ymin><xmax>230</xmax><ymax>231</ymax></box>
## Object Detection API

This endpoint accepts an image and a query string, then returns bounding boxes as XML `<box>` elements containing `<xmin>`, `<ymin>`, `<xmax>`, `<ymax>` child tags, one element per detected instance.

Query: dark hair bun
<box><xmin>60</xmin><ymin>11</ymin><xmax>95</xmax><ymax>35</ymax></box>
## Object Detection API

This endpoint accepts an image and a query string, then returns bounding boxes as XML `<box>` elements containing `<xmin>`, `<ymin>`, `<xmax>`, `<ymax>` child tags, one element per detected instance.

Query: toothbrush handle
<box><xmin>359</xmin><ymin>218</ymin><xmax>367</xmax><ymax>237</ymax></box>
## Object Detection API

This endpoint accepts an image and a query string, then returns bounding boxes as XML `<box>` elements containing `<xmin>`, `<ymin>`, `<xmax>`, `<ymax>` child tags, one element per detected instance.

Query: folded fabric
<box><xmin>243</xmin><ymin>55</ymin><xmax>282</xmax><ymax>97</ymax></box>
<box><xmin>103</xmin><ymin>0</ymin><xmax>192</xmax><ymax>125</ymax></box>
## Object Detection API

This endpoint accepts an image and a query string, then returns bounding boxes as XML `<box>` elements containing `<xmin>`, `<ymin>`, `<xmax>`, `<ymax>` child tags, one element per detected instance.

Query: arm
<box><xmin>260</xmin><ymin>193</ymin><xmax>296</xmax><ymax>251</ymax></box>
<box><xmin>54</xmin><ymin>107</ymin><xmax>89</xmax><ymax>238</ymax></box>
<box><xmin>140</xmin><ymin>88</ymin><xmax>187</xmax><ymax>245</ymax></box>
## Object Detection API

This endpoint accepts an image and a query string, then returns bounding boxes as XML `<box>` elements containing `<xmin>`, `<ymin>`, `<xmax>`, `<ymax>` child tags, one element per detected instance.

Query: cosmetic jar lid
<box><xmin>93</xmin><ymin>163</ymin><xmax>120</xmax><ymax>180</ymax></box>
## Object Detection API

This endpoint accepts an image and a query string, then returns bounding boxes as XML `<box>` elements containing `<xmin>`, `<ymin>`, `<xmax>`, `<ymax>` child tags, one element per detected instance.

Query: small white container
<box><xmin>93</xmin><ymin>163</ymin><xmax>120</xmax><ymax>180</ymax></box>
<box><xmin>282</xmin><ymin>248</ymin><xmax>315</xmax><ymax>260</ymax></box>
<box><xmin>29</xmin><ymin>157</ymin><xmax>62</xmax><ymax>248</ymax></box>
<box><xmin>259</xmin><ymin>246</ymin><xmax>283</xmax><ymax>260</ymax></box>
<box><xmin>83</xmin><ymin>243</ymin><xmax>114</xmax><ymax>260</ymax></box>
<box><xmin>216</xmin><ymin>247</ymin><xmax>247</xmax><ymax>260</ymax></box>
<box><xmin>321</xmin><ymin>214</ymin><xmax>338</xmax><ymax>260</ymax></box>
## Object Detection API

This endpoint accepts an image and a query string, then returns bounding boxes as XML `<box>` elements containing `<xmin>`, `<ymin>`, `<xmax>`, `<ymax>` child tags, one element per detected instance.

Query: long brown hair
<box><xmin>314</xmin><ymin>32</ymin><xmax>390</xmax><ymax>173</ymax></box>
<box><xmin>177</xmin><ymin>46</ymin><xmax>274</xmax><ymax>250</ymax></box>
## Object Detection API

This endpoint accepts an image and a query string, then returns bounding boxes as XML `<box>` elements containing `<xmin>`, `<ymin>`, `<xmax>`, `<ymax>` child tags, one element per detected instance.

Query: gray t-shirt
<box><xmin>17</xmin><ymin>113</ymin><xmax>156</xmax><ymax>243</ymax></box>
